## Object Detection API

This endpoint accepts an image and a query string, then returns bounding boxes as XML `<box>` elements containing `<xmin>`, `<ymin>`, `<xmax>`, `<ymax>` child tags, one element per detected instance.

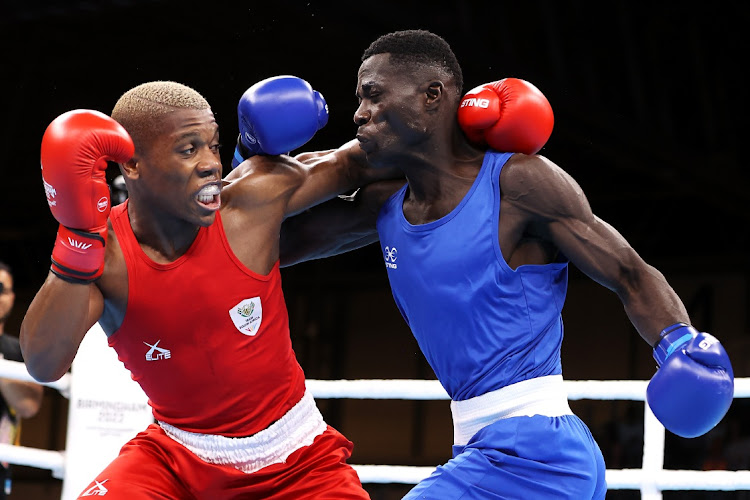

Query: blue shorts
<box><xmin>404</xmin><ymin>414</ymin><xmax>606</xmax><ymax>499</ymax></box>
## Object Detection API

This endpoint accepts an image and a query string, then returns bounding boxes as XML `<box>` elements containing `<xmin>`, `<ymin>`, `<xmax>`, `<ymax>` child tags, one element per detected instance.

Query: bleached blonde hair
<box><xmin>111</xmin><ymin>81</ymin><xmax>210</xmax><ymax>154</ymax></box>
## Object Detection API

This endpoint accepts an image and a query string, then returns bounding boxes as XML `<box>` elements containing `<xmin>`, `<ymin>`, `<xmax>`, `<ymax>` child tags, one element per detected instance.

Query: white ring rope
<box><xmin>0</xmin><ymin>358</ymin><xmax>71</xmax><ymax>397</ymax></box>
<box><xmin>0</xmin><ymin>443</ymin><xmax>65</xmax><ymax>479</ymax></box>
<box><xmin>349</xmin><ymin>466</ymin><xmax>750</xmax><ymax>490</ymax></box>
<box><xmin>306</xmin><ymin>377</ymin><xmax>750</xmax><ymax>401</ymax></box>
<box><xmin>1</xmin><ymin>358</ymin><xmax>749</xmax><ymax>497</ymax></box>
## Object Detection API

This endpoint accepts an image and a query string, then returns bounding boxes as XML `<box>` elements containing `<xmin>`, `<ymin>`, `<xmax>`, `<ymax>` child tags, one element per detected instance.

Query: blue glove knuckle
<box><xmin>236</xmin><ymin>75</ymin><xmax>327</xmax><ymax>159</ymax></box>
<box><xmin>648</xmin><ymin>323</ymin><xmax>734</xmax><ymax>437</ymax></box>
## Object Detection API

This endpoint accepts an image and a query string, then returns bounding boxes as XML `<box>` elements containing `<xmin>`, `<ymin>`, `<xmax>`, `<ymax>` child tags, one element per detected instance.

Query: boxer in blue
<box><xmin>237</xmin><ymin>30</ymin><xmax>735</xmax><ymax>500</ymax></box>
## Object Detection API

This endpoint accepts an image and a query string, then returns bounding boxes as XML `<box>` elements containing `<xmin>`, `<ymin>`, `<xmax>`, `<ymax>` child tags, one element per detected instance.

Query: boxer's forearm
<box><xmin>617</xmin><ymin>263</ymin><xmax>690</xmax><ymax>346</ymax></box>
<box><xmin>20</xmin><ymin>272</ymin><xmax>102</xmax><ymax>382</ymax></box>
<box><xmin>280</xmin><ymin>195</ymin><xmax>379</xmax><ymax>266</ymax></box>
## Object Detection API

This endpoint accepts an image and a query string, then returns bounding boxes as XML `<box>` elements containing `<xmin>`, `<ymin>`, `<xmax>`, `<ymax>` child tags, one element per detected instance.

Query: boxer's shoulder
<box><xmin>222</xmin><ymin>155</ymin><xmax>305</xmax><ymax>208</ymax></box>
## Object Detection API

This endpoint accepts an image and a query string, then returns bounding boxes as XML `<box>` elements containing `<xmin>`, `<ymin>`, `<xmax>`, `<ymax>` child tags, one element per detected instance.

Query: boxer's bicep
<box><xmin>510</xmin><ymin>155</ymin><xmax>685</xmax><ymax>343</ymax></box>
<box><xmin>509</xmin><ymin>156</ymin><xmax>633</xmax><ymax>289</ymax></box>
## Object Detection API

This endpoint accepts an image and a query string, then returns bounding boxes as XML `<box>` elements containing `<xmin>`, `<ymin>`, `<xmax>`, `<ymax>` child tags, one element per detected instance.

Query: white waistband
<box><xmin>159</xmin><ymin>389</ymin><xmax>327</xmax><ymax>474</ymax></box>
<box><xmin>450</xmin><ymin>375</ymin><xmax>573</xmax><ymax>446</ymax></box>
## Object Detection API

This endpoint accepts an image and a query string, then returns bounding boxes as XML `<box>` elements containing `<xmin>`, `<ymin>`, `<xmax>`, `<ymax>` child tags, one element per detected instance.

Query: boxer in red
<box><xmin>20</xmin><ymin>79</ymin><xmax>393</xmax><ymax>499</ymax></box>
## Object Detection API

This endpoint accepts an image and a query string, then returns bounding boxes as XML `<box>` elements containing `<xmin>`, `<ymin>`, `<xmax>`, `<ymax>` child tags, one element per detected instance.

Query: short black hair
<box><xmin>362</xmin><ymin>29</ymin><xmax>464</xmax><ymax>96</ymax></box>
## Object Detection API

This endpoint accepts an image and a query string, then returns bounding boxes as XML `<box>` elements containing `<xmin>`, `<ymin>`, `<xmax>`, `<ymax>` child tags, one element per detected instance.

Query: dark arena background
<box><xmin>1</xmin><ymin>1</ymin><xmax>749</xmax><ymax>499</ymax></box>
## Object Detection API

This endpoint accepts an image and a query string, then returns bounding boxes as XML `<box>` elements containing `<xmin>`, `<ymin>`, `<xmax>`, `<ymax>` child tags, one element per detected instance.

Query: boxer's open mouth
<box><xmin>196</xmin><ymin>183</ymin><xmax>221</xmax><ymax>210</ymax></box>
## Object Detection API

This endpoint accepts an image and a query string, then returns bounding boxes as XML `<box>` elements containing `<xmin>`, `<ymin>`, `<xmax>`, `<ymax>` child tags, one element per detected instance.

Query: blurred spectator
<box><xmin>0</xmin><ymin>261</ymin><xmax>44</xmax><ymax>499</ymax></box>
<box><xmin>111</xmin><ymin>174</ymin><xmax>128</xmax><ymax>205</ymax></box>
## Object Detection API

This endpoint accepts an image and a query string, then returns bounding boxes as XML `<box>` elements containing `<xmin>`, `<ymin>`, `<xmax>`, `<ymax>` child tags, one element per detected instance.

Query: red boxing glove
<box><xmin>41</xmin><ymin>109</ymin><xmax>134</xmax><ymax>283</ymax></box>
<box><xmin>457</xmin><ymin>78</ymin><xmax>554</xmax><ymax>155</ymax></box>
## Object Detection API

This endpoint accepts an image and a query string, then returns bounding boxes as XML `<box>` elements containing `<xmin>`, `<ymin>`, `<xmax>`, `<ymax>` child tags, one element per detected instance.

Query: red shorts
<box><xmin>76</xmin><ymin>424</ymin><xmax>369</xmax><ymax>499</ymax></box>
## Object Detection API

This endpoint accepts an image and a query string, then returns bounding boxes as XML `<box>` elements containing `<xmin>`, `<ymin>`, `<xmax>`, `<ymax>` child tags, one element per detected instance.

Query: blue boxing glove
<box><xmin>646</xmin><ymin>323</ymin><xmax>734</xmax><ymax>438</ymax></box>
<box><xmin>231</xmin><ymin>75</ymin><xmax>329</xmax><ymax>169</ymax></box>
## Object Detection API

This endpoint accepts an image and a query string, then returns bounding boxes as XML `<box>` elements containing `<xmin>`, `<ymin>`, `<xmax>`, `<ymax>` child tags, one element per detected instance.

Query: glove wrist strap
<box><xmin>50</xmin><ymin>225</ymin><xmax>106</xmax><ymax>283</ymax></box>
<box><xmin>50</xmin><ymin>267</ymin><xmax>96</xmax><ymax>285</ymax></box>
<box><xmin>231</xmin><ymin>133</ymin><xmax>262</xmax><ymax>169</ymax></box>
<box><xmin>653</xmin><ymin>323</ymin><xmax>697</xmax><ymax>367</ymax></box>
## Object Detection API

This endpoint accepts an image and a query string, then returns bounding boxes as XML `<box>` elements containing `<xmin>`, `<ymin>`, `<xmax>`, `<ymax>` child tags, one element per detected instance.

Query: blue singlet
<box><xmin>376</xmin><ymin>151</ymin><xmax>606</xmax><ymax>499</ymax></box>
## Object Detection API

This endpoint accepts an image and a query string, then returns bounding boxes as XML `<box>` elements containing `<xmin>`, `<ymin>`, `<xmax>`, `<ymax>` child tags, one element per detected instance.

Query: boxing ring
<box><xmin>1</xmin><ymin>326</ymin><xmax>748</xmax><ymax>500</ymax></box>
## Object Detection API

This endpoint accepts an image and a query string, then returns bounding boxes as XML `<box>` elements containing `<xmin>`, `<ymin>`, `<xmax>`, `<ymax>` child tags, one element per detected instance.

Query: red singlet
<box><xmin>108</xmin><ymin>201</ymin><xmax>305</xmax><ymax>437</ymax></box>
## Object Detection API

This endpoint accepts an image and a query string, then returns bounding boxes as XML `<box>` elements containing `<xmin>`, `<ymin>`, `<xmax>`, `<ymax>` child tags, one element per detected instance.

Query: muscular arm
<box><xmin>223</xmin><ymin>141</ymin><xmax>403</xmax><ymax>268</ymax></box>
<box><xmin>224</xmin><ymin>140</ymin><xmax>402</xmax><ymax>216</ymax></box>
<box><xmin>284</xmin><ymin>140</ymin><xmax>403</xmax><ymax>217</ymax></box>
<box><xmin>20</xmin><ymin>273</ymin><xmax>103</xmax><ymax>382</ymax></box>
<box><xmin>280</xmin><ymin>180</ymin><xmax>405</xmax><ymax>267</ymax></box>
<box><xmin>504</xmin><ymin>155</ymin><xmax>689</xmax><ymax>346</ymax></box>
